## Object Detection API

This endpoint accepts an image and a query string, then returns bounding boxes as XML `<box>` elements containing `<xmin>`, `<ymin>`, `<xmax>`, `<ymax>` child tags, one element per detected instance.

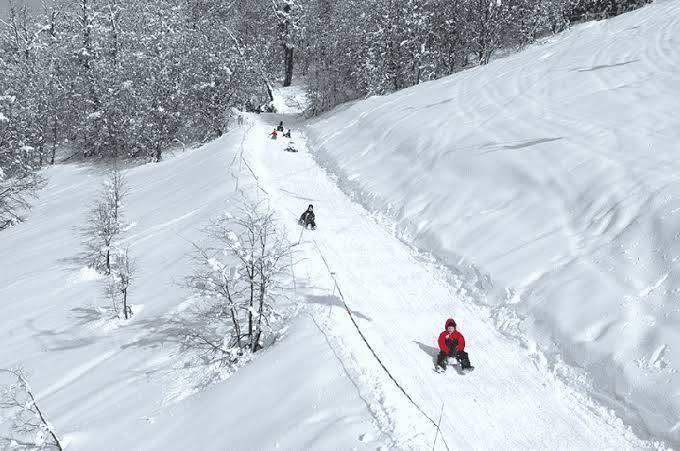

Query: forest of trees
<box><xmin>0</xmin><ymin>0</ymin><xmax>650</xmax><ymax>229</ymax></box>
<box><xmin>299</xmin><ymin>0</ymin><xmax>651</xmax><ymax>113</ymax></box>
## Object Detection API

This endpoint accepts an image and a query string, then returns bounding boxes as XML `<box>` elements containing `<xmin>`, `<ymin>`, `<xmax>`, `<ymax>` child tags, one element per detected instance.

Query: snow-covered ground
<box><xmin>303</xmin><ymin>0</ymin><xmax>680</xmax><ymax>445</ymax></box>
<box><xmin>2</xmin><ymin>1</ymin><xmax>678</xmax><ymax>448</ymax></box>
<box><xmin>0</xmin><ymin>129</ymin><xmax>383</xmax><ymax>449</ymax></box>
<box><xmin>239</xmin><ymin>109</ymin><xmax>655</xmax><ymax>448</ymax></box>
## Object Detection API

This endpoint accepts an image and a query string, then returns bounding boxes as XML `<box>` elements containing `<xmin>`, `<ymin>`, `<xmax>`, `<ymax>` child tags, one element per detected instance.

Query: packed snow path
<box><xmin>240</xmin><ymin>112</ymin><xmax>652</xmax><ymax>448</ymax></box>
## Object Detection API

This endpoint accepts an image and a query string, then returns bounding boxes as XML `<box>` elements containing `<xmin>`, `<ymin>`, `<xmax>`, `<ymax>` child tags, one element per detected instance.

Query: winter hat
<box><xmin>445</xmin><ymin>318</ymin><xmax>456</xmax><ymax>329</ymax></box>
<box><xmin>308</xmin><ymin>204</ymin><xmax>314</xmax><ymax>209</ymax></box>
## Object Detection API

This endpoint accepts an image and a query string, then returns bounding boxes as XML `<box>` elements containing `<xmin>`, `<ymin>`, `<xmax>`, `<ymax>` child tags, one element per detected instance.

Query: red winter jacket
<box><xmin>438</xmin><ymin>318</ymin><xmax>465</xmax><ymax>353</ymax></box>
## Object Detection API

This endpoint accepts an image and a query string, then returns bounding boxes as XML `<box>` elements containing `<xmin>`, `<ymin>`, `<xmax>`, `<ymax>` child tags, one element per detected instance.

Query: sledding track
<box><xmin>239</xmin><ymin>115</ymin><xmax>653</xmax><ymax>449</ymax></box>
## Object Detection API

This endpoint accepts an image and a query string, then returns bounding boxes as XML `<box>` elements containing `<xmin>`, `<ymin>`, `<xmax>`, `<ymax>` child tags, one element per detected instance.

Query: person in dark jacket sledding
<box><xmin>277</xmin><ymin>121</ymin><xmax>284</xmax><ymax>132</ymax></box>
<box><xmin>437</xmin><ymin>318</ymin><xmax>472</xmax><ymax>371</ymax></box>
<box><xmin>298</xmin><ymin>204</ymin><xmax>316</xmax><ymax>229</ymax></box>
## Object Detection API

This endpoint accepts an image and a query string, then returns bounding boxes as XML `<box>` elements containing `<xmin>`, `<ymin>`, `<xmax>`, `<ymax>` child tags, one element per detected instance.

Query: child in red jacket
<box><xmin>437</xmin><ymin>318</ymin><xmax>472</xmax><ymax>371</ymax></box>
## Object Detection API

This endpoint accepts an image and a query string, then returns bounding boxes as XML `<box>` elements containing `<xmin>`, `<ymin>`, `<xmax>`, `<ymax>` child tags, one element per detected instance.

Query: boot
<box><xmin>456</xmin><ymin>351</ymin><xmax>472</xmax><ymax>369</ymax></box>
<box><xmin>436</xmin><ymin>351</ymin><xmax>448</xmax><ymax>370</ymax></box>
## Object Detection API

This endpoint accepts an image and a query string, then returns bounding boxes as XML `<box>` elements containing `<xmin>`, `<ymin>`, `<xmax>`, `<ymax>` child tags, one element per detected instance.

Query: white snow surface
<box><xmin>239</xmin><ymin>115</ymin><xmax>654</xmax><ymax>447</ymax></box>
<box><xmin>303</xmin><ymin>0</ymin><xmax>680</xmax><ymax>445</ymax></box>
<box><xmin>2</xmin><ymin>3</ymin><xmax>678</xmax><ymax>448</ymax></box>
<box><xmin>271</xmin><ymin>84</ymin><xmax>309</xmax><ymax>114</ymax></box>
<box><xmin>0</xmin><ymin>131</ymin><xmax>383</xmax><ymax>449</ymax></box>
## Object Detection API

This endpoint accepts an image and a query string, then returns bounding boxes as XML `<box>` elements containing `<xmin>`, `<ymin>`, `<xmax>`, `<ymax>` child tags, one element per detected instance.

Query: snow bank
<box><xmin>306</xmin><ymin>1</ymin><xmax>680</xmax><ymax>444</ymax></box>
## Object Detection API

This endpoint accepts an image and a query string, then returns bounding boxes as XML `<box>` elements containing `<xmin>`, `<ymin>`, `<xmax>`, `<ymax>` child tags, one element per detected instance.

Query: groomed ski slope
<box><xmin>242</xmin><ymin>112</ymin><xmax>655</xmax><ymax>447</ymax></box>
<box><xmin>304</xmin><ymin>0</ymin><xmax>680</xmax><ymax>444</ymax></box>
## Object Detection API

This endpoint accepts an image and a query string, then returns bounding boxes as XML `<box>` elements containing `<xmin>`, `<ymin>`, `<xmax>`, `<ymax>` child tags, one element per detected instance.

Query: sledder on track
<box><xmin>436</xmin><ymin>318</ymin><xmax>473</xmax><ymax>372</ymax></box>
<box><xmin>298</xmin><ymin>204</ymin><xmax>316</xmax><ymax>230</ymax></box>
<box><xmin>270</xmin><ymin>129</ymin><xmax>278</xmax><ymax>139</ymax></box>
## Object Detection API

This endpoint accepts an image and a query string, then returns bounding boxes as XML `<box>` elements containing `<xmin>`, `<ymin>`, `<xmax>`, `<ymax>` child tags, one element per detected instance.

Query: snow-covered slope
<box><xmin>304</xmin><ymin>0</ymin><xmax>680</xmax><ymax>444</ymax></box>
<box><xmin>3</xmin><ymin>1</ymin><xmax>678</xmax><ymax>446</ymax></box>
<box><xmin>238</xmin><ymin>111</ymin><xmax>655</xmax><ymax>448</ymax></box>
<box><xmin>0</xmin><ymin>129</ymin><xmax>382</xmax><ymax>449</ymax></box>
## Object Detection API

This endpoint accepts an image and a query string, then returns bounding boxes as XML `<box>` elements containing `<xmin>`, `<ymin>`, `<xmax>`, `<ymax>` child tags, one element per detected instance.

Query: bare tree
<box><xmin>107</xmin><ymin>246</ymin><xmax>134</xmax><ymax>319</ymax></box>
<box><xmin>272</xmin><ymin>0</ymin><xmax>301</xmax><ymax>87</ymax></box>
<box><xmin>250</xmin><ymin>206</ymin><xmax>292</xmax><ymax>351</ymax></box>
<box><xmin>185</xmin><ymin>198</ymin><xmax>293</xmax><ymax>361</ymax></box>
<box><xmin>0</xmin><ymin>96</ymin><xmax>45</xmax><ymax>231</ymax></box>
<box><xmin>83</xmin><ymin>170</ymin><xmax>127</xmax><ymax>274</ymax></box>
<box><xmin>0</xmin><ymin>164</ymin><xmax>43</xmax><ymax>231</ymax></box>
<box><xmin>187</xmin><ymin>243</ymin><xmax>245</xmax><ymax>350</ymax></box>
<box><xmin>0</xmin><ymin>368</ymin><xmax>63</xmax><ymax>450</ymax></box>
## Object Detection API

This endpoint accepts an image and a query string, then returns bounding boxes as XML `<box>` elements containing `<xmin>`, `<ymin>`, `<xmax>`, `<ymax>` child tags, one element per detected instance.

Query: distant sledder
<box><xmin>436</xmin><ymin>318</ymin><xmax>473</xmax><ymax>372</ymax></box>
<box><xmin>270</xmin><ymin>129</ymin><xmax>278</xmax><ymax>140</ymax></box>
<box><xmin>298</xmin><ymin>204</ymin><xmax>316</xmax><ymax>230</ymax></box>
<box><xmin>277</xmin><ymin>121</ymin><xmax>285</xmax><ymax>132</ymax></box>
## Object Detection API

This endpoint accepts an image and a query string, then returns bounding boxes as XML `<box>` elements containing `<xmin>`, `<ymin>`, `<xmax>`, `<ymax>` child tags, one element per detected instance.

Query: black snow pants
<box><xmin>437</xmin><ymin>349</ymin><xmax>471</xmax><ymax>370</ymax></box>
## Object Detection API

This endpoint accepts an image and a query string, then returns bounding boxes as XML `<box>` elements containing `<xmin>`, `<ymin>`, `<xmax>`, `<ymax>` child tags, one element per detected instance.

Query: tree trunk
<box><xmin>50</xmin><ymin>117</ymin><xmax>57</xmax><ymax>165</ymax></box>
<box><xmin>122</xmin><ymin>287</ymin><xmax>128</xmax><ymax>319</ymax></box>
<box><xmin>283</xmin><ymin>46</ymin><xmax>294</xmax><ymax>87</ymax></box>
<box><xmin>15</xmin><ymin>372</ymin><xmax>64</xmax><ymax>451</ymax></box>
<box><xmin>251</xmin><ymin>331</ymin><xmax>261</xmax><ymax>352</ymax></box>
<box><xmin>248</xmin><ymin>271</ymin><xmax>254</xmax><ymax>341</ymax></box>
<box><xmin>230</xmin><ymin>306</ymin><xmax>241</xmax><ymax>348</ymax></box>
<box><xmin>252</xmin><ymin>280</ymin><xmax>266</xmax><ymax>352</ymax></box>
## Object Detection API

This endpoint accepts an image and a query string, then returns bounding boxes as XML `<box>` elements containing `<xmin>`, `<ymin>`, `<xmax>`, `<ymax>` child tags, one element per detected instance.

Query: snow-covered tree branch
<box><xmin>83</xmin><ymin>169</ymin><xmax>127</xmax><ymax>274</ymax></box>
<box><xmin>0</xmin><ymin>368</ymin><xmax>63</xmax><ymax>451</ymax></box>
<box><xmin>185</xmin><ymin>199</ymin><xmax>292</xmax><ymax>362</ymax></box>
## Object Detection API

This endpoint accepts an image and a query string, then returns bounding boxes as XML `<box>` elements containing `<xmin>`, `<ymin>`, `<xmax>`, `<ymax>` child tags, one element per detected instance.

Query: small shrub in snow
<box><xmin>185</xmin><ymin>199</ymin><xmax>292</xmax><ymax>363</ymax></box>
<box><xmin>0</xmin><ymin>368</ymin><xmax>63</xmax><ymax>450</ymax></box>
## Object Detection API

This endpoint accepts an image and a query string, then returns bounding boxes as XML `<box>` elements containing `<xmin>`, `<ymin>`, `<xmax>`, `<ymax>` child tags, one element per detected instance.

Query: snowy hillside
<box><xmin>2</xmin><ymin>1</ymin><xmax>678</xmax><ymax>449</ymax></box>
<box><xmin>0</xmin><ymin>128</ymin><xmax>383</xmax><ymax>449</ymax></box>
<box><xmin>305</xmin><ymin>0</ymin><xmax>680</xmax><ymax>444</ymax></box>
<box><xmin>241</xmin><ymin>109</ymin><xmax>655</xmax><ymax>449</ymax></box>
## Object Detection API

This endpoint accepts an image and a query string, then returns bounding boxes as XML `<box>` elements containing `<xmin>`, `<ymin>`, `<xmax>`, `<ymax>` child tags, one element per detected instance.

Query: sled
<box><xmin>434</xmin><ymin>354</ymin><xmax>474</xmax><ymax>374</ymax></box>
<box><xmin>297</xmin><ymin>219</ymin><xmax>316</xmax><ymax>230</ymax></box>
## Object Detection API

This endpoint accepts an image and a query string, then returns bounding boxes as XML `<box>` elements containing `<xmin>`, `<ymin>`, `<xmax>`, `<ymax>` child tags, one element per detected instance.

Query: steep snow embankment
<box><xmin>306</xmin><ymin>0</ymin><xmax>680</xmax><ymax>444</ymax></box>
<box><xmin>0</xmin><ymin>127</ymin><xmax>382</xmax><ymax>449</ymax></box>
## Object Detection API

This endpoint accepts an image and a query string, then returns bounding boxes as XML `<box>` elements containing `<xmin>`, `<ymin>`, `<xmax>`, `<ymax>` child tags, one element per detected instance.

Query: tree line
<box><xmin>0</xmin><ymin>0</ymin><xmax>650</xmax><ymax>230</ymax></box>
<box><xmin>299</xmin><ymin>0</ymin><xmax>651</xmax><ymax>113</ymax></box>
